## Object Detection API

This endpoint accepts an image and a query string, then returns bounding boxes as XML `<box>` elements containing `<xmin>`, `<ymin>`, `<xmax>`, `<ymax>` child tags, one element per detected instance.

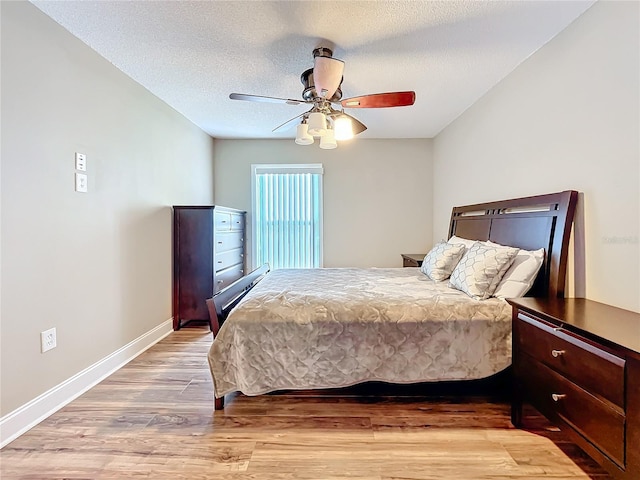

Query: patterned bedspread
<box><xmin>208</xmin><ymin>268</ymin><xmax>512</xmax><ymax>397</ymax></box>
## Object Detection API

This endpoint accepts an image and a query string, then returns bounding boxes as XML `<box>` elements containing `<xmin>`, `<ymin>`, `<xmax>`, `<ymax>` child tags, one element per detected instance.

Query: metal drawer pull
<box><xmin>217</xmin><ymin>241</ymin><xmax>223</xmax><ymax>244</ymax></box>
<box><xmin>553</xmin><ymin>327</ymin><xmax>562</xmax><ymax>332</ymax></box>
<box><xmin>551</xmin><ymin>393</ymin><xmax>566</xmax><ymax>402</ymax></box>
<box><xmin>217</xmin><ymin>261</ymin><xmax>223</xmax><ymax>264</ymax></box>
<box><xmin>217</xmin><ymin>280</ymin><xmax>223</xmax><ymax>284</ymax></box>
<box><xmin>551</xmin><ymin>349</ymin><xmax>565</xmax><ymax>357</ymax></box>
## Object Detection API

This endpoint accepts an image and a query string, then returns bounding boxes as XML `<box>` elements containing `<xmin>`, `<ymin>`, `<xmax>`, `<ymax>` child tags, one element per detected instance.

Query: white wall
<box><xmin>433</xmin><ymin>1</ymin><xmax>639</xmax><ymax>312</ymax></box>
<box><xmin>0</xmin><ymin>2</ymin><xmax>214</xmax><ymax>415</ymax></box>
<box><xmin>214</xmin><ymin>139</ymin><xmax>433</xmax><ymax>268</ymax></box>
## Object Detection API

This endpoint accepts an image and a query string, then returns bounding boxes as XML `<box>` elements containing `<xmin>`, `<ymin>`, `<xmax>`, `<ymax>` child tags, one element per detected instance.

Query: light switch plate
<box><xmin>75</xmin><ymin>152</ymin><xmax>87</xmax><ymax>171</ymax></box>
<box><xmin>75</xmin><ymin>173</ymin><xmax>88</xmax><ymax>193</ymax></box>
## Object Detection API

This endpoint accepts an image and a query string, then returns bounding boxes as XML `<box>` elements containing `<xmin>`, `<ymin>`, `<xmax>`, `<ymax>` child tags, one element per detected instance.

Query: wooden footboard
<box><xmin>206</xmin><ymin>264</ymin><xmax>270</xmax><ymax>411</ymax></box>
<box><xmin>206</xmin><ymin>263</ymin><xmax>270</xmax><ymax>336</ymax></box>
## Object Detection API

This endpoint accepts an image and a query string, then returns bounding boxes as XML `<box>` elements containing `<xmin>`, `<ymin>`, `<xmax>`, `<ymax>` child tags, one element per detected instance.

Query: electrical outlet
<box><xmin>75</xmin><ymin>173</ymin><xmax>88</xmax><ymax>193</ymax></box>
<box><xmin>41</xmin><ymin>327</ymin><xmax>57</xmax><ymax>353</ymax></box>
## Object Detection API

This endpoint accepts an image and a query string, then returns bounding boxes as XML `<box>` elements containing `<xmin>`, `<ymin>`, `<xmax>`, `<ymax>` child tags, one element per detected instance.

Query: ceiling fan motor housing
<box><xmin>312</xmin><ymin>47</ymin><xmax>333</xmax><ymax>59</ymax></box>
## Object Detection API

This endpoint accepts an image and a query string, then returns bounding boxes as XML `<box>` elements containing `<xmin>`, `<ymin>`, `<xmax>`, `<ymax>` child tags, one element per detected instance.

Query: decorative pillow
<box><xmin>447</xmin><ymin>235</ymin><xmax>479</xmax><ymax>250</ymax></box>
<box><xmin>420</xmin><ymin>242</ymin><xmax>466</xmax><ymax>281</ymax></box>
<box><xmin>448</xmin><ymin>242</ymin><xmax>519</xmax><ymax>300</ymax></box>
<box><xmin>488</xmin><ymin>244</ymin><xmax>545</xmax><ymax>298</ymax></box>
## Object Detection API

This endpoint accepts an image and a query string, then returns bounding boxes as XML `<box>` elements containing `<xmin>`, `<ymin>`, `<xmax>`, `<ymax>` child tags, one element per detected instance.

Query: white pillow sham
<box><xmin>448</xmin><ymin>242</ymin><xmax>519</xmax><ymax>300</ymax></box>
<box><xmin>420</xmin><ymin>242</ymin><xmax>466</xmax><ymax>281</ymax></box>
<box><xmin>447</xmin><ymin>235</ymin><xmax>479</xmax><ymax>250</ymax></box>
<box><xmin>487</xmin><ymin>241</ymin><xmax>545</xmax><ymax>298</ymax></box>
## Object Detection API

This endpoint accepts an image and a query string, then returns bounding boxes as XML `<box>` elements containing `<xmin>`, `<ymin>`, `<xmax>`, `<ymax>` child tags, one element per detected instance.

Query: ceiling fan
<box><xmin>229</xmin><ymin>47</ymin><xmax>416</xmax><ymax>148</ymax></box>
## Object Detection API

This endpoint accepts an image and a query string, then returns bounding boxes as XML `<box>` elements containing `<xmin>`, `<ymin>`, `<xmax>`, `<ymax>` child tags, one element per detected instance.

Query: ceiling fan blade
<box><xmin>344</xmin><ymin>113</ymin><xmax>367</xmax><ymax>135</ymax></box>
<box><xmin>340</xmin><ymin>91</ymin><xmax>416</xmax><ymax>108</ymax></box>
<box><xmin>313</xmin><ymin>56</ymin><xmax>344</xmax><ymax>100</ymax></box>
<box><xmin>327</xmin><ymin>111</ymin><xmax>367</xmax><ymax>136</ymax></box>
<box><xmin>272</xmin><ymin>112</ymin><xmax>308</xmax><ymax>132</ymax></box>
<box><xmin>230</xmin><ymin>93</ymin><xmax>307</xmax><ymax>106</ymax></box>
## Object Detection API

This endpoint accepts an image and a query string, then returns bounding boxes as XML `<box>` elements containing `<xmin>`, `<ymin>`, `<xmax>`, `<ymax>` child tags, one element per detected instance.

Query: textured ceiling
<box><xmin>31</xmin><ymin>0</ymin><xmax>595</xmax><ymax>139</ymax></box>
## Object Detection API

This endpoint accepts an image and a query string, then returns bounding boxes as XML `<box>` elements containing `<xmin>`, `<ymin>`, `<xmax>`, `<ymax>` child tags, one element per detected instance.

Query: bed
<box><xmin>206</xmin><ymin>190</ymin><xmax>578</xmax><ymax>410</ymax></box>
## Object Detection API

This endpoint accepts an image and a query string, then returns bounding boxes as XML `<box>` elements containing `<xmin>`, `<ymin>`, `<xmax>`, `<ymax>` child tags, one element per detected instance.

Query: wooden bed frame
<box><xmin>207</xmin><ymin>190</ymin><xmax>578</xmax><ymax>410</ymax></box>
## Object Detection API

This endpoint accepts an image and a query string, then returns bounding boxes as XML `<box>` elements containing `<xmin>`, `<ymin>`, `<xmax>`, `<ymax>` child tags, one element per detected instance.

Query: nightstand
<box><xmin>401</xmin><ymin>253</ymin><xmax>425</xmax><ymax>267</ymax></box>
<box><xmin>507</xmin><ymin>297</ymin><xmax>640</xmax><ymax>480</ymax></box>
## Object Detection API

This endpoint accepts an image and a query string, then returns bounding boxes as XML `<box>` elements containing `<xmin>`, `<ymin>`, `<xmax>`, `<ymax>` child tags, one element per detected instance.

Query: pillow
<box><xmin>447</xmin><ymin>235</ymin><xmax>479</xmax><ymax>250</ymax></box>
<box><xmin>489</xmin><ymin>244</ymin><xmax>545</xmax><ymax>298</ymax></box>
<box><xmin>448</xmin><ymin>242</ymin><xmax>519</xmax><ymax>300</ymax></box>
<box><xmin>420</xmin><ymin>242</ymin><xmax>466</xmax><ymax>281</ymax></box>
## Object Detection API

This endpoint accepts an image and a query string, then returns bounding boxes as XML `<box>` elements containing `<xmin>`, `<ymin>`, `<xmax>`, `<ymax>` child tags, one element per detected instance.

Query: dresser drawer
<box><xmin>214</xmin><ymin>264</ymin><xmax>245</xmax><ymax>293</ymax></box>
<box><xmin>517</xmin><ymin>351</ymin><xmax>625</xmax><ymax>467</ymax></box>
<box><xmin>214</xmin><ymin>248</ymin><xmax>243</xmax><ymax>273</ymax></box>
<box><xmin>230</xmin><ymin>213</ymin><xmax>244</xmax><ymax>231</ymax></box>
<box><xmin>214</xmin><ymin>212</ymin><xmax>232</xmax><ymax>231</ymax></box>
<box><xmin>515</xmin><ymin>311</ymin><xmax>625</xmax><ymax>408</ymax></box>
<box><xmin>215</xmin><ymin>231</ymin><xmax>244</xmax><ymax>253</ymax></box>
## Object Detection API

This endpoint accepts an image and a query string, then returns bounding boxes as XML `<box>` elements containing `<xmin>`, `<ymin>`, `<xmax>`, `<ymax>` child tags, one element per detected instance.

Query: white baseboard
<box><xmin>0</xmin><ymin>319</ymin><xmax>173</xmax><ymax>448</ymax></box>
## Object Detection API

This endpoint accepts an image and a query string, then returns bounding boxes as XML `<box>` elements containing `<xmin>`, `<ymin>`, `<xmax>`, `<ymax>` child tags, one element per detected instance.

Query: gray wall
<box><xmin>433</xmin><ymin>0</ymin><xmax>639</xmax><ymax>312</ymax></box>
<box><xmin>214</xmin><ymin>139</ymin><xmax>433</xmax><ymax>268</ymax></box>
<box><xmin>1</xmin><ymin>2</ymin><xmax>215</xmax><ymax>415</ymax></box>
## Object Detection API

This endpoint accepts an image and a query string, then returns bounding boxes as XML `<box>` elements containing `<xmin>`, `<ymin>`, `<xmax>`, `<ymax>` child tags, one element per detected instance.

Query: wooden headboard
<box><xmin>448</xmin><ymin>190</ymin><xmax>578</xmax><ymax>299</ymax></box>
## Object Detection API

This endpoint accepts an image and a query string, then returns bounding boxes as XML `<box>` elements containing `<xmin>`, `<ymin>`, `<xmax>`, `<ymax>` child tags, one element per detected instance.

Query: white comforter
<box><xmin>208</xmin><ymin>268</ymin><xmax>512</xmax><ymax>397</ymax></box>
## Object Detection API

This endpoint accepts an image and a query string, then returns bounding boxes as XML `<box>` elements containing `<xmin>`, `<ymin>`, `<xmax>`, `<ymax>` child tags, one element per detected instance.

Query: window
<box><xmin>252</xmin><ymin>164</ymin><xmax>323</xmax><ymax>269</ymax></box>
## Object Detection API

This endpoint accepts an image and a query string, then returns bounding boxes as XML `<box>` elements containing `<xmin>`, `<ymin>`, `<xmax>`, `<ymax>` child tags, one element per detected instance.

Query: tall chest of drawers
<box><xmin>508</xmin><ymin>298</ymin><xmax>640</xmax><ymax>479</ymax></box>
<box><xmin>173</xmin><ymin>205</ymin><xmax>245</xmax><ymax>329</ymax></box>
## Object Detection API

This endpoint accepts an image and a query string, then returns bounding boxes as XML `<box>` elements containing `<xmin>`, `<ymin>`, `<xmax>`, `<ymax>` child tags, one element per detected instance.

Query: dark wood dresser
<box><xmin>508</xmin><ymin>297</ymin><xmax>640</xmax><ymax>479</ymax></box>
<box><xmin>401</xmin><ymin>253</ymin><xmax>425</xmax><ymax>267</ymax></box>
<box><xmin>173</xmin><ymin>206</ymin><xmax>245</xmax><ymax>330</ymax></box>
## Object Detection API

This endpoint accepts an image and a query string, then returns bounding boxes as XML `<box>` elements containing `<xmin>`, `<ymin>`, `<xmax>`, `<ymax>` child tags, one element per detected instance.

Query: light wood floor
<box><xmin>1</xmin><ymin>327</ymin><xmax>611</xmax><ymax>479</ymax></box>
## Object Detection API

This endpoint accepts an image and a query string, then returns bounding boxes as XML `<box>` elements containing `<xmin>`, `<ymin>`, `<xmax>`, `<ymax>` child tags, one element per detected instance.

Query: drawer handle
<box><xmin>217</xmin><ymin>280</ymin><xmax>223</xmax><ymax>284</ymax></box>
<box><xmin>551</xmin><ymin>349</ymin><xmax>565</xmax><ymax>358</ymax></box>
<box><xmin>553</xmin><ymin>327</ymin><xmax>562</xmax><ymax>332</ymax></box>
<box><xmin>240</xmin><ymin>270</ymin><xmax>244</xmax><ymax>274</ymax></box>
<box><xmin>217</xmin><ymin>241</ymin><xmax>223</xmax><ymax>245</ymax></box>
<box><xmin>551</xmin><ymin>393</ymin><xmax>566</xmax><ymax>402</ymax></box>
<box><xmin>217</xmin><ymin>261</ymin><xmax>223</xmax><ymax>264</ymax></box>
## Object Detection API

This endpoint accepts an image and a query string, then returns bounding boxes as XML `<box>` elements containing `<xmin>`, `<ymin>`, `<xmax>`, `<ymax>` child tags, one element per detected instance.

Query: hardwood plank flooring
<box><xmin>0</xmin><ymin>327</ymin><xmax>611</xmax><ymax>479</ymax></box>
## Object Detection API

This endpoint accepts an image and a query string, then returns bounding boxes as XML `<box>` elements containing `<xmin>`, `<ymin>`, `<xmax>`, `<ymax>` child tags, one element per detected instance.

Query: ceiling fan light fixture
<box><xmin>295</xmin><ymin>123</ymin><xmax>314</xmax><ymax>145</ymax></box>
<box><xmin>319</xmin><ymin>129</ymin><xmax>337</xmax><ymax>150</ymax></box>
<box><xmin>307</xmin><ymin>112</ymin><xmax>327</xmax><ymax>136</ymax></box>
<box><xmin>334</xmin><ymin>115</ymin><xmax>354</xmax><ymax>141</ymax></box>
<box><xmin>313</xmin><ymin>56</ymin><xmax>344</xmax><ymax>100</ymax></box>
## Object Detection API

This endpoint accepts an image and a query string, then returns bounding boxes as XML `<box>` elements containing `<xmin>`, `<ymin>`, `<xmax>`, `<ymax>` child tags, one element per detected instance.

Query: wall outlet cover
<box><xmin>41</xmin><ymin>327</ymin><xmax>57</xmax><ymax>353</ymax></box>
<box><xmin>75</xmin><ymin>173</ymin><xmax>88</xmax><ymax>193</ymax></box>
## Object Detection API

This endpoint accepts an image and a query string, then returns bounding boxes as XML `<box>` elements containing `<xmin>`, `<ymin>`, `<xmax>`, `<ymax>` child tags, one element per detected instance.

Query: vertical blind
<box><xmin>253</xmin><ymin>164</ymin><xmax>323</xmax><ymax>270</ymax></box>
